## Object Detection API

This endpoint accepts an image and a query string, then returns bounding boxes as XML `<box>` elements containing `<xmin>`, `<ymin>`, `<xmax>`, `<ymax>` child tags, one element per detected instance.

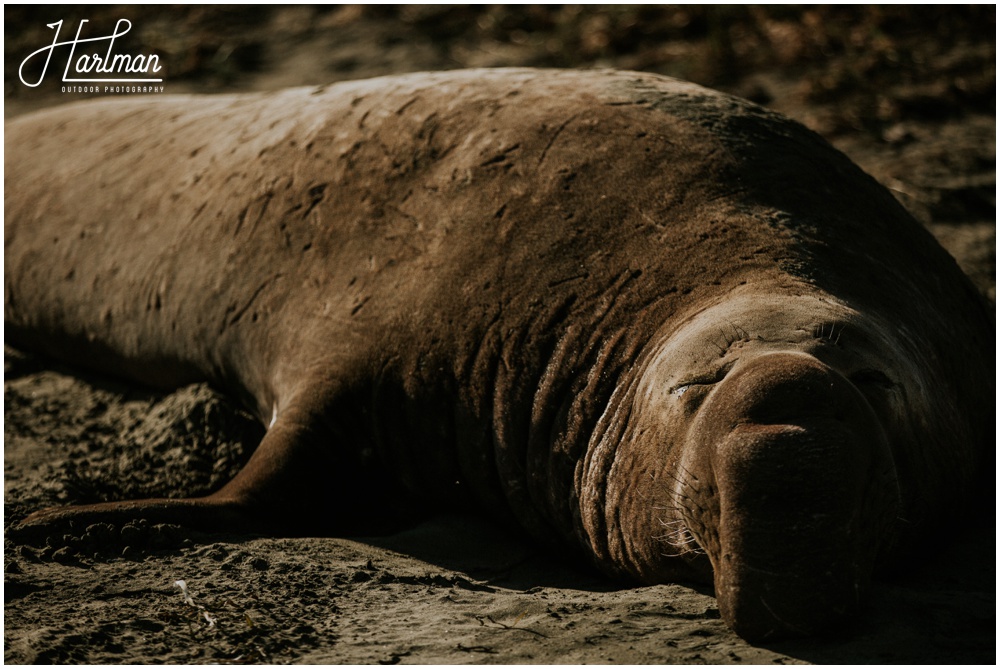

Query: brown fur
<box><xmin>5</xmin><ymin>69</ymin><xmax>993</xmax><ymax>639</ymax></box>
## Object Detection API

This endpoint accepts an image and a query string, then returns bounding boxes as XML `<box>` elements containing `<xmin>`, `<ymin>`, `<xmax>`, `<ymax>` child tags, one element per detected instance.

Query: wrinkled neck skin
<box><xmin>581</xmin><ymin>288</ymin><xmax>919</xmax><ymax>640</ymax></box>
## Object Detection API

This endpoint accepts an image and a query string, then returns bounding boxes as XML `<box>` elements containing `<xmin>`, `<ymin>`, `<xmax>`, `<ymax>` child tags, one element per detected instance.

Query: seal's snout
<box><xmin>725</xmin><ymin>351</ymin><xmax>869</xmax><ymax>427</ymax></box>
<box><xmin>689</xmin><ymin>352</ymin><xmax>894</xmax><ymax>641</ymax></box>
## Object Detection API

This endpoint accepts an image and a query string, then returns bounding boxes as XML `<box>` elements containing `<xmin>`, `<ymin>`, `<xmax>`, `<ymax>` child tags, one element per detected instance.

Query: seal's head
<box><xmin>596</xmin><ymin>293</ymin><xmax>909</xmax><ymax>640</ymax></box>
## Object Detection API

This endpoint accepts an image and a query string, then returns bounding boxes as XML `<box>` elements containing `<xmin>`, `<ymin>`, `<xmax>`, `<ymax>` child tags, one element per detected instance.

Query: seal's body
<box><xmin>5</xmin><ymin>69</ymin><xmax>992</xmax><ymax>640</ymax></box>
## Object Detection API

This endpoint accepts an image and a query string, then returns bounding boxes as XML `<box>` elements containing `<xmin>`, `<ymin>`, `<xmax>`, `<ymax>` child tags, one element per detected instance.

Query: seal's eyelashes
<box><xmin>813</xmin><ymin>322</ymin><xmax>845</xmax><ymax>345</ymax></box>
<box><xmin>712</xmin><ymin>322</ymin><xmax>752</xmax><ymax>356</ymax></box>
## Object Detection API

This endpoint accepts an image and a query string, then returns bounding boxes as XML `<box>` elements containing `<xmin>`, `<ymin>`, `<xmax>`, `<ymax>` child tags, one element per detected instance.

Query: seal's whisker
<box><xmin>657</xmin><ymin>518</ymin><xmax>685</xmax><ymax>529</ymax></box>
<box><xmin>663</xmin><ymin>467</ymin><xmax>701</xmax><ymax>494</ymax></box>
<box><xmin>652</xmin><ymin>517</ymin><xmax>703</xmax><ymax>551</ymax></box>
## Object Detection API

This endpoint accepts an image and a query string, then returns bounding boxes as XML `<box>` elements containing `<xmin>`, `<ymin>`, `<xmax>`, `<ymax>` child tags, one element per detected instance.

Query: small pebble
<box><xmin>52</xmin><ymin>547</ymin><xmax>74</xmax><ymax>563</ymax></box>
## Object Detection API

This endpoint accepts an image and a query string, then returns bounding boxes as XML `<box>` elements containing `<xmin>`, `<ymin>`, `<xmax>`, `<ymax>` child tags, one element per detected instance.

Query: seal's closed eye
<box><xmin>671</xmin><ymin>360</ymin><xmax>738</xmax><ymax>396</ymax></box>
<box><xmin>849</xmin><ymin>369</ymin><xmax>896</xmax><ymax>390</ymax></box>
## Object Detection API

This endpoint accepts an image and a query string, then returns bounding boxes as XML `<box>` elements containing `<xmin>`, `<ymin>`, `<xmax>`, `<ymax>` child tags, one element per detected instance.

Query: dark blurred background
<box><xmin>5</xmin><ymin>5</ymin><xmax>994</xmax><ymax>131</ymax></box>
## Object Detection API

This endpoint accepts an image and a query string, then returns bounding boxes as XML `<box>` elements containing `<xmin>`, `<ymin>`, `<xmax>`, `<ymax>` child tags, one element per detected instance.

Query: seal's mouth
<box><xmin>716</xmin><ymin>561</ymin><xmax>866</xmax><ymax>641</ymax></box>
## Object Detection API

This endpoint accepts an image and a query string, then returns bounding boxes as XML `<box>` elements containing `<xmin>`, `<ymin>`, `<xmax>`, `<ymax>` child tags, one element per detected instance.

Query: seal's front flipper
<box><xmin>16</xmin><ymin>394</ymin><xmax>395</xmax><ymax>538</ymax></box>
<box><xmin>15</xmin><ymin>496</ymin><xmax>254</xmax><ymax>540</ymax></box>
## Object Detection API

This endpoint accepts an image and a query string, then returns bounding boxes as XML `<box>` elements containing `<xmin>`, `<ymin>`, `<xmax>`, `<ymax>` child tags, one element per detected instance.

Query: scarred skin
<box><xmin>4</xmin><ymin>69</ymin><xmax>993</xmax><ymax>640</ymax></box>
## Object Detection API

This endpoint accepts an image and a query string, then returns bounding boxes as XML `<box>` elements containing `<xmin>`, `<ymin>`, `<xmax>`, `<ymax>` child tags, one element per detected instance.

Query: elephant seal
<box><xmin>5</xmin><ymin>68</ymin><xmax>993</xmax><ymax>640</ymax></box>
